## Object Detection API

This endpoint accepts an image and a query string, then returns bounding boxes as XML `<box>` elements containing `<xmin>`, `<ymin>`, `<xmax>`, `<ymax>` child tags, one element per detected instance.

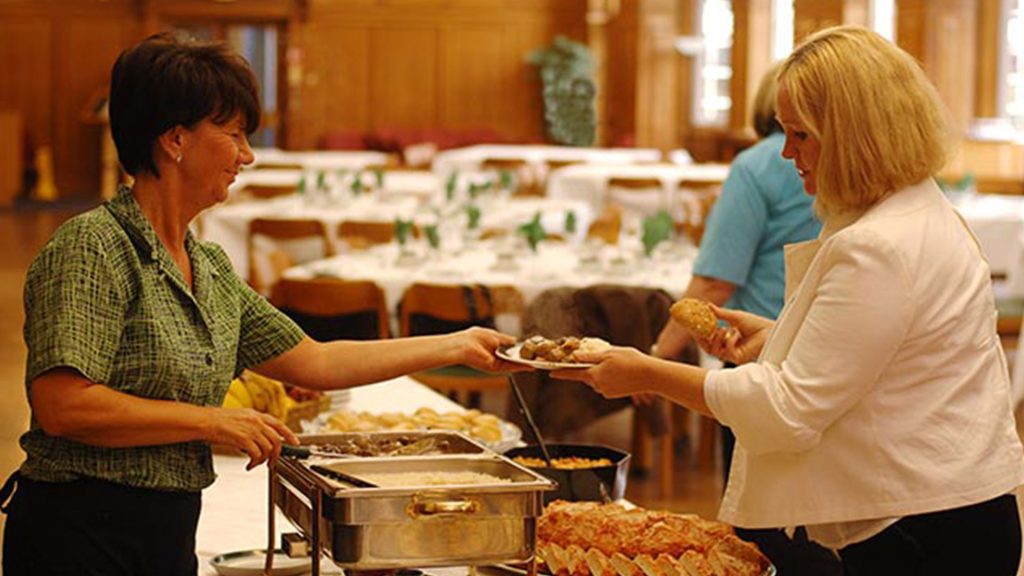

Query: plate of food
<box><xmin>497</xmin><ymin>336</ymin><xmax>611</xmax><ymax>370</ymax></box>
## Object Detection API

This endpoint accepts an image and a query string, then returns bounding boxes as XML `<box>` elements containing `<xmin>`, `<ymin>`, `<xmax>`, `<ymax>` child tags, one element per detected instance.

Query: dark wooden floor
<box><xmin>0</xmin><ymin>201</ymin><xmax>724</xmax><ymax>547</ymax></box>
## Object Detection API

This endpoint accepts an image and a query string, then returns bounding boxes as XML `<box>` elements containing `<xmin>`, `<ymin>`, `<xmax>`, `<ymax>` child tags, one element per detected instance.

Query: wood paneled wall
<box><xmin>288</xmin><ymin>0</ymin><xmax>587</xmax><ymax>149</ymax></box>
<box><xmin>0</xmin><ymin>1</ymin><xmax>139</xmax><ymax>199</ymax></box>
<box><xmin>0</xmin><ymin>0</ymin><xmax>586</xmax><ymax>198</ymax></box>
<box><xmin>897</xmin><ymin>0</ymin><xmax>977</xmax><ymax>133</ymax></box>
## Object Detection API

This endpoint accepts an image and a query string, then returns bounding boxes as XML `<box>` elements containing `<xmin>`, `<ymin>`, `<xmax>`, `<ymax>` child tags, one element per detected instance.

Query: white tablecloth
<box><xmin>252</xmin><ymin>148</ymin><xmax>390</xmax><ymax>171</ymax></box>
<box><xmin>287</xmin><ymin>238</ymin><xmax>695</xmax><ymax>336</ymax></box>
<box><xmin>546</xmin><ymin>163</ymin><xmax>731</xmax><ymax>213</ymax></box>
<box><xmin>198</xmin><ymin>195</ymin><xmax>595</xmax><ymax>280</ymax></box>
<box><xmin>196</xmin><ymin>376</ymin><xmax>465</xmax><ymax>575</ymax></box>
<box><xmin>952</xmin><ymin>193</ymin><xmax>1024</xmax><ymax>290</ymax></box>
<box><xmin>431</xmin><ymin>145</ymin><xmax>662</xmax><ymax>179</ymax></box>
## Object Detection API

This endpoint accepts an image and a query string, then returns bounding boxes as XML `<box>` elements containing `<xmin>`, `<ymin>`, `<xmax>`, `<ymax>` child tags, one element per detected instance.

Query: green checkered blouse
<box><xmin>19</xmin><ymin>187</ymin><xmax>305</xmax><ymax>492</ymax></box>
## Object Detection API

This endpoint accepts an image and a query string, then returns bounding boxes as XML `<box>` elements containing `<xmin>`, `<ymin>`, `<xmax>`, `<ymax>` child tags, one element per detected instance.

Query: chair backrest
<box><xmin>481</xmin><ymin>158</ymin><xmax>544</xmax><ymax>197</ymax></box>
<box><xmin>337</xmin><ymin>220</ymin><xmax>420</xmax><ymax>248</ymax></box>
<box><xmin>399</xmin><ymin>283</ymin><xmax>521</xmax><ymax>337</ymax></box>
<box><xmin>586</xmin><ymin>204</ymin><xmax>623</xmax><ymax>244</ymax></box>
<box><xmin>545</xmin><ymin>159</ymin><xmax>580</xmax><ymax>172</ymax></box>
<box><xmin>673</xmin><ymin>183</ymin><xmax>721</xmax><ymax>245</ymax></box>
<box><xmin>247</xmin><ymin>218</ymin><xmax>332</xmax><ymax>295</ymax></box>
<box><xmin>255</xmin><ymin>162</ymin><xmax>305</xmax><ymax>171</ymax></box>
<box><xmin>607</xmin><ymin>176</ymin><xmax>663</xmax><ymax>190</ymax></box>
<box><xmin>270</xmin><ymin>277</ymin><xmax>390</xmax><ymax>340</ymax></box>
<box><xmin>240</xmin><ymin>184</ymin><xmax>295</xmax><ymax>200</ymax></box>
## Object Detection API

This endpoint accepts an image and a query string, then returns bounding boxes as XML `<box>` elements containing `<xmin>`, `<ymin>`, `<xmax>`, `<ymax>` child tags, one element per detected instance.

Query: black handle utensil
<box><xmin>507</xmin><ymin>374</ymin><xmax>554</xmax><ymax>467</ymax></box>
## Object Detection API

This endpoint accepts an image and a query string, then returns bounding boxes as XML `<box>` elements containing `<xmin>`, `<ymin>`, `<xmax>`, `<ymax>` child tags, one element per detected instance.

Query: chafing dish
<box><xmin>269</xmin><ymin>431</ymin><xmax>554</xmax><ymax>575</ymax></box>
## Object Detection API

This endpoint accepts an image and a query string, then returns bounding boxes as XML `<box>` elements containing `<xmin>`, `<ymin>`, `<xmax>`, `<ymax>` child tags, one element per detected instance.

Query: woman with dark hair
<box><xmin>558</xmin><ymin>26</ymin><xmax>1024</xmax><ymax>574</ymax></box>
<box><xmin>0</xmin><ymin>32</ymin><xmax>521</xmax><ymax>576</ymax></box>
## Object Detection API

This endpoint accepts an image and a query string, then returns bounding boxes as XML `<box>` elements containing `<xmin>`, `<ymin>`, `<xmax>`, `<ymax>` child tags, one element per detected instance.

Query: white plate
<box><xmin>496</xmin><ymin>343</ymin><xmax>596</xmax><ymax>370</ymax></box>
<box><xmin>210</xmin><ymin>549</ymin><xmax>310</xmax><ymax>576</ymax></box>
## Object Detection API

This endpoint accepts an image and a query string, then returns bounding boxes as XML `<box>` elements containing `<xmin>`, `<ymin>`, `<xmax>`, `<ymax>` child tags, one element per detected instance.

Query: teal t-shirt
<box><xmin>692</xmin><ymin>132</ymin><xmax>821</xmax><ymax>319</ymax></box>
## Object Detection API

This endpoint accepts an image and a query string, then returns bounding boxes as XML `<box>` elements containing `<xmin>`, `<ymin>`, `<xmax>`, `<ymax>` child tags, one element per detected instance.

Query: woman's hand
<box><xmin>698</xmin><ymin>304</ymin><xmax>774</xmax><ymax>365</ymax></box>
<box><xmin>550</xmin><ymin>346</ymin><xmax>651</xmax><ymax>399</ymax></box>
<box><xmin>206</xmin><ymin>407</ymin><xmax>299</xmax><ymax>470</ymax></box>
<box><xmin>451</xmin><ymin>327</ymin><xmax>532</xmax><ymax>373</ymax></box>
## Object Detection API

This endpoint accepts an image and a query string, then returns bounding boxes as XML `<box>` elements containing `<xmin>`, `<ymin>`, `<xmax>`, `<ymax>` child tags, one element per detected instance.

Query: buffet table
<box><xmin>196</xmin><ymin>376</ymin><xmax>466</xmax><ymax>575</ymax></box>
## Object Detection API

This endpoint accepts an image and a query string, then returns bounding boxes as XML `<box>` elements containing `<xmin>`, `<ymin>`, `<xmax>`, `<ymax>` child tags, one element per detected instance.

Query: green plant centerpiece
<box><xmin>394</xmin><ymin>218</ymin><xmax>415</xmax><ymax>247</ymax></box>
<box><xmin>642</xmin><ymin>211</ymin><xmax>674</xmax><ymax>257</ymax></box>
<box><xmin>517</xmin><ymin>212</ymin><xmax>547</xmax><ymax>253</ymax></box>
<box><xmin>528</xmin><ymin>36</ymin><xmax>597</xmax><ymax>146</ymax></box>
<box><xmin>465</xmin><ymin>204</ymin><xmax>482</xmax><ymax>231</ymax></box>
<box><xmin>423</xmin><ymin>223</ymin><xmax>440</xmax><ymax>250</ymax></box>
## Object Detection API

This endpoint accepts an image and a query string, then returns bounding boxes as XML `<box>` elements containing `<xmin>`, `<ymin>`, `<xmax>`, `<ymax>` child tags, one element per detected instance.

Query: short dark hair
<box><xmin>109</xmin><ymin>31</ymin><xmax>261</xmax><ymax>178</ymax></box>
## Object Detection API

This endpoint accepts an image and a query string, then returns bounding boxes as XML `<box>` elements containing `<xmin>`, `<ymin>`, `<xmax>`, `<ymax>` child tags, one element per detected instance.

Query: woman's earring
<box><xmin>176</xmin><ymin>153</ymin><xmax>183</xmax><ymax>164</ymax></box>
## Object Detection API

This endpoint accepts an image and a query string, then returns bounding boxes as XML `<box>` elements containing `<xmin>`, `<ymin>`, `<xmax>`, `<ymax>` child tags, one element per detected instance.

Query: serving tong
<box><xmin>507</xmin><ymin>374</ymin><xmax>554</xmax><ymax>467</ymax></box>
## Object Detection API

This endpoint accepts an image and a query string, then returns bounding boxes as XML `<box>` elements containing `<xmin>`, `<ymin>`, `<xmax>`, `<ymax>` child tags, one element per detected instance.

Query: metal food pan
<box><xmin>273</xmin><ymin>454</ymin><xmax>554</xmax><ymax>569</ymax></box>
<box><xmin>296</xmin><ymin>430</ymin><xmax>489</xmax><ymax>458</ymax></box>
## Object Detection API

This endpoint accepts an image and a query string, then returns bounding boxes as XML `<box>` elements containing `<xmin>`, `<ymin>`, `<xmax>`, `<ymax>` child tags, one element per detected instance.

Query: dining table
<box><xmin>198</xmin><ymin>193</ymin><xmax>596</xmax><ymax>281</ymax></box>
<box><xmin>545</xmin><ymin>162</ymin><xmax>731</xmax><ymax>214</ymax></box>
<box><xmin>951</xmin><ymin>192</ymin><xmax>1024</xmax><ymax>289</ymax></box>
<box><xmin>431</xmin><ymin>144</ymin><xmax>663</xmax><ymax>179</ymax></box>
<box><xmin>251</xmin><ymin>147</ymin><xmax>391</xmax><ymax>171</ymax></box>
<box><xmin>284</xmin><ymin>236</ymin><xmax>695</xmax><ymax>337</ymax></box>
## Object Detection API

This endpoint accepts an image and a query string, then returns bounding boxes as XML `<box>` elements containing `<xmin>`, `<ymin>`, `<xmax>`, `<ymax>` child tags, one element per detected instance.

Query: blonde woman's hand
<box><xmin>451</xmin><ymin>327</ymin><xmax>531</xmax><ymax>373</ymax></box>
<box><xmin>698</xmin><ymin>304</ymin><xmax>774</xmax><ymax>365</ymax></box>
<box><xmin>550</xmin><ymin>346</ymin><xmax>651</xmax><ymax>399</ymax></box>
<box><xmin>208</xmin><ymin>407</ymin><xmax>299</xmax><ymax>470</ymax></box>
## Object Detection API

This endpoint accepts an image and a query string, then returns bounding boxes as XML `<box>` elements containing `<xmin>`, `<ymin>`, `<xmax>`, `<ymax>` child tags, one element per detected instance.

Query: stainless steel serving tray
<box><xmin>296</xmin><ymin>430</ymin><xmax>489</xmax><ymax>458</ymax></box>
<box><xmin>273</xmin><ymin>434</ymin><xmax>555</xmax><ymax>572</ymax></box>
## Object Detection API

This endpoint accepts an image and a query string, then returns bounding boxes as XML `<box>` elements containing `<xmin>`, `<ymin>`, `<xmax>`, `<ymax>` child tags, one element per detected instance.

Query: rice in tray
<box><xmin>359</xmin><ymin>471</ymin><xmax>511</xmax><ymax>487</ymax></box>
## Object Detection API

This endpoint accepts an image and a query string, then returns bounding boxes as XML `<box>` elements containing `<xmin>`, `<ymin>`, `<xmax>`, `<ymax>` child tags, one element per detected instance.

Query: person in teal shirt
<box><xmin>652</xmin><ymin>63</ymin><xmax>831</xmax><ymax>575</ymax></box>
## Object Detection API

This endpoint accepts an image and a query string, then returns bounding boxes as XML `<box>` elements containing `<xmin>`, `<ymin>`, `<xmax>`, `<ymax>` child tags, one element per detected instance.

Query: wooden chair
<box><xmin>545</xmin><ymin>159</ymin><xmax>580</xmax><ymax>172</ymax></box>
<box><xmin>270</xmin><ymin>277</ymin><xmax>390</xmax><ymax>341</ymax></box>
<box><xmin>674</xmin><ymin>181</ymin><xmax>722</xmax><ymax>245</ymax></box>
<box><xmin>607</xmin><ymin>176</ymin><xmax>663</xmax><ymax>190</ymax></box>
<box><xmin>239</xmin><ymin>184</ymin><xmax>295</xmax><ymax>200</ymax></box>
<box><xmin>586</xmin><ymin>203</ymin><xmax>623</xmax><ymax>244</ymax></box>
<box><xmin>399</xmin><ymin>283</ymin><xmax>523</xmax><ymax>406</ymax></box>
<box><xmin>247</xmin><ymin>218</ymin><xmax>332</xmax><ymax>295</ymax></box>
<box><xmin>337</xmin><ymin>220</ymin><xmax>419</xmax><ymax>249</ymax></box>
<box><xmin>481</xmin><ymin>158</ymin><xmax>544</xmax><ymax>197</ymax></box>
<box><xmin>254</xmin><ymin>161</ymin><xmax>305</xmax><ymax>171</ymax></box>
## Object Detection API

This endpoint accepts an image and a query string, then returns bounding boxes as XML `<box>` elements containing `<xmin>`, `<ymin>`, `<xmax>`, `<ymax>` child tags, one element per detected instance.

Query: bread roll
<box><xmin>669</xmin><ymin>298</ymin><xmax>717</xmax><ymax>338</ymax></box>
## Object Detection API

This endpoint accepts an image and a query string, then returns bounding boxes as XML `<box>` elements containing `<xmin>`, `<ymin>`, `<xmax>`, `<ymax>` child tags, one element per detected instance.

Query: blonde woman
<box><xmin>556</xmin><ymin>26</ymin><xmax>1024</xmax><ymax>574</ymax></box>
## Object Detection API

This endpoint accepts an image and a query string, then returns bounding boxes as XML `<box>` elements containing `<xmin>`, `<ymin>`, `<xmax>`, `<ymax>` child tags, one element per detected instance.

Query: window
<box><xmin>771</xmin><ymin>0</ymin><xmax>794</xmax><ymax>61</ymax></box>
<box><xmin>1004</xmin><ymin>0</ymin><xmax>1023</xmax><ymax>128</ymax></box>
<box><xmin>871</xmin><ymin>0</ymin><xmax>897</xmax><ymax>42</ymax></box>
<box><xmin>692</xmin><ymin>0</ymin><xmax>734</xmax><ymax>127</ymax></box>
<box><xmin>172</xmin><ymin>23</ymin><xmax>281</xmax><ymax>147</ymax></box>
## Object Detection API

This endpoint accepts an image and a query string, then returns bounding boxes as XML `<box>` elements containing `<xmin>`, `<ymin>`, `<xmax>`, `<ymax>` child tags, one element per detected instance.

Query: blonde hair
<box><xmin>752</xmin><ymin>61</ymin><xmax>784</xmax><ymax>138</ymax></box>
<box><xmin>778</xmin><ymin>26</ymin><xmax>953</xmax><ymax>214</ymax></box>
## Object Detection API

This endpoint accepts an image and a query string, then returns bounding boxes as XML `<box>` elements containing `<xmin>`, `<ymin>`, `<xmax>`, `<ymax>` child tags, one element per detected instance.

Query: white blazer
<box><xmin>705</xmin><ymin>179</ymin><xmax>1024</xmax><ymax>536</ymax></box>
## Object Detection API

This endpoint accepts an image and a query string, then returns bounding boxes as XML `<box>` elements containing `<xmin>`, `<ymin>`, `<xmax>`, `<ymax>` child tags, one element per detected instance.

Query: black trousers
<box><xmin>2</xmin><ymin>473</ymin><xmax>201</xmax><ymax>576</ymax></box>
<box><xmin>839</xmin><ymin>493</ymin><xmax>1021</xmax><ymax>576</ymax></box>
